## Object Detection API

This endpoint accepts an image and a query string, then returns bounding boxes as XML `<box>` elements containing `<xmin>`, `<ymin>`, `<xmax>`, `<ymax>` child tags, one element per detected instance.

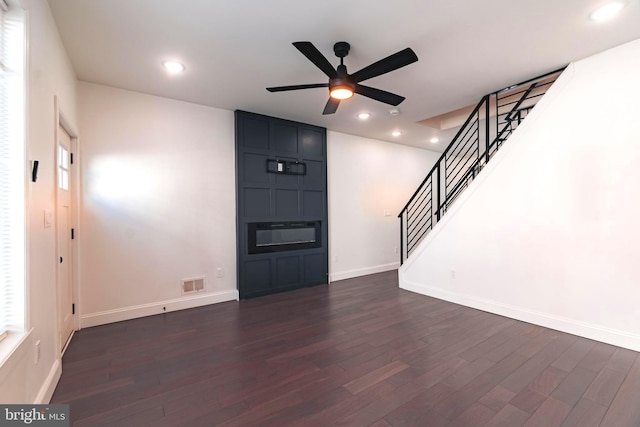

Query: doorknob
<box><xmin>60</xmin><ymin>257</ymin><xmax>63</xmax><ymax>263</ymax></box>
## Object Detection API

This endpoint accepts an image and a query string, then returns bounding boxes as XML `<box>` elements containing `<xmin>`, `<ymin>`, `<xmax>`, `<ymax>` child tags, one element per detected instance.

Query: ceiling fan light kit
<box><xmin>267</xmin><ymin>41</ymin><xmax>418</xmax><ymax>115</ymax></box>
<box><xmin>329</xmin><ymin>84</ymin><xmax>355</xmax><ymax>100</ymax></box>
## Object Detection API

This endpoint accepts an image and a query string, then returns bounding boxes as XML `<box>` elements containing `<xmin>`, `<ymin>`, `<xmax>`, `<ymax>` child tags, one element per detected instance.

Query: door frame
<box><xmin>54</xmin><ymin>96</ymin><xmax>81</xmax><ymax>355</ymax></box>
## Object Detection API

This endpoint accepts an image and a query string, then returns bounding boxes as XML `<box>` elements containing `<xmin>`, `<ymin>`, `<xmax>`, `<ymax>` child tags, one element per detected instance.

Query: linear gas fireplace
<box><xmin>248</xmin><ymin>221</ymin><xmax>321</xmax><ymax>254</ymax></box>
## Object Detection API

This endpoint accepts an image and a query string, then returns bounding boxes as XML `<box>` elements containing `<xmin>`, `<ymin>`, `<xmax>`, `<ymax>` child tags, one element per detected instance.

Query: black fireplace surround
<box><xmin>235</xmin><ymin>110</ymin><xmax>328</xmax><ymax>299</ymax></box>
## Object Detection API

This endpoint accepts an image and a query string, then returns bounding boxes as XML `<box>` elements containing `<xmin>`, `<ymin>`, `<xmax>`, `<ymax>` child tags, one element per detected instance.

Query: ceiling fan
<box><xmin>267</xmin><ymin>41</ymin><xmax>419</xmax><ymax>115</ymax></box>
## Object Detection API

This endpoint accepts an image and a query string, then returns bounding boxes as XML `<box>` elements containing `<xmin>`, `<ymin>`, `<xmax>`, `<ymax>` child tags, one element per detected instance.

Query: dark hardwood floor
<box><xmin>52</xmin><ymin>271</ymin><xmax>640</xmax><ymax>426</ymax></box>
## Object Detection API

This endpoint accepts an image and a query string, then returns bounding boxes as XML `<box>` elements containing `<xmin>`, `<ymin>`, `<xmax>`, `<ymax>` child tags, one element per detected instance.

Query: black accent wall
<box><xmin>235</xmin><ymin>111</ymin><xmax>328</xmax><ymax>299</ymax></box>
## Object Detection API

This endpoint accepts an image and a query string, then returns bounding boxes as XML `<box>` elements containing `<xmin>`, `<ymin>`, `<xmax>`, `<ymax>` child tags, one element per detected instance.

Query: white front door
<box><xmin>57</xmin><ymin>125</ymin><xmax>74</xmax><ymax>351</ymax></box>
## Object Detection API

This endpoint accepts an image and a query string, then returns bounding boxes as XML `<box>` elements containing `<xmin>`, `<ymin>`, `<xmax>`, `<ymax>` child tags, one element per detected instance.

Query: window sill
<box><xmin>0</xmin><ymin>329</ymin><xmax>32</xmax><ymax>385</ymax></box>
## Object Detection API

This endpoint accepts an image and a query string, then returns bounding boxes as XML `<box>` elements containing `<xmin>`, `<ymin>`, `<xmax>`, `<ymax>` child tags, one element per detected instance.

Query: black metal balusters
<box><xmin>398</xmin><ymin>68</ymin><xmax>565</xmax><ymax>264</ymax></box>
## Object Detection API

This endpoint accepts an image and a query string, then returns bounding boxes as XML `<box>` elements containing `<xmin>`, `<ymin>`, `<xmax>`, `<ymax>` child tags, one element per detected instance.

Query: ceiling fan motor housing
<box><xmin>333</xmin><ymin>41</ymin><xmax>350</xmax><ymax>58</ymax></box>
<box><xmin>329</xmin><ymin>61</ymin><xmax>354</xmax><ymax>97</ymax></box>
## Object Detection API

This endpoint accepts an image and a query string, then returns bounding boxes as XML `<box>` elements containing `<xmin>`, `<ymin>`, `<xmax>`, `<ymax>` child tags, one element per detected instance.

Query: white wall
<box><xmin>77</xmin><ymin>90</ymin><xmax>439</xmax><ymax>318</ymax></box>
<box><xmin>400</xmin><ymin>39</ymin><xmax>640</xmax><ymax>351</ymax></box>
<box><xmin>78</xmin><ymin>82</ymin><xmax>237</xmax><ymax>327</ymax></box>
<box><xmin>328</xmin><ymin>131</ymin><xmax>439</xmax><ymax>281</ymax></box>
<box><xmin>0</xmin><ymin>0</ymin><xmax>78</xmax><ymax>403</ymax></box>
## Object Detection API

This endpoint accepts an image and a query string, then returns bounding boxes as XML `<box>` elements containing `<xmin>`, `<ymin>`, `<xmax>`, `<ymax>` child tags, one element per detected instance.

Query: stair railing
<box><xmin>399</xmin><ymin>68</ymin><xmax>565</xmax><ymax>265</ymax></box>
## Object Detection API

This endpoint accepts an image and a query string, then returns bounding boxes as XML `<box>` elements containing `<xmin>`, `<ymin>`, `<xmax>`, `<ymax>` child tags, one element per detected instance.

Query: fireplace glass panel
<box><xmin>249</xmin><ymin>221</ymin><xmax>321</xmax><ymax>254</ymax></box>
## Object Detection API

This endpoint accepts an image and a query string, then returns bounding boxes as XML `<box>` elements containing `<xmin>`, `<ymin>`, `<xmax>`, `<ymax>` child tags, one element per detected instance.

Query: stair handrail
<box><xmin>398</xmin><ymin>67</ymin><xmax>566</xmax><ymax>265</ymax></box>
<box><xmin>399</xmin><ymin>94</ymin><xmax>489</xmax><ymax>216</ymax></box>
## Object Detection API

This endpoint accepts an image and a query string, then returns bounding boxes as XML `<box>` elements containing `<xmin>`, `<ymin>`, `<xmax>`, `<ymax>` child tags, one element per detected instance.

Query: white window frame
<box><xmin>0</xmin><ymin>0</ymin><xmax>26</xmax><ymax>363</ymax></box>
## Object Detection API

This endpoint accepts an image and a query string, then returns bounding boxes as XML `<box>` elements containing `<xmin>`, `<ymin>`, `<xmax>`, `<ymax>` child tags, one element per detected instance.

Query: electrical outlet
<box><xmin>394</xmin><ymin>247</ymin><xmax>398</xmax><ymax>254</ymax></box>
<box><xmin>333</xmin><ymin>255</ymin><xmax>338</xmax><ymax>263</ymax></box>
<box><xmin>35</xmin><ymin>340</ymin><xmax>41</xmax><ymax>364</ymax></box>
<box><xmin>216</xmin><ymin>268</ymin><xmax>224</xmax><ymax>278</ymax></box>
<box><xmin>450</xmin><ymin>269</ymin><xmax>456</xmax><ymax>279</ymax></box>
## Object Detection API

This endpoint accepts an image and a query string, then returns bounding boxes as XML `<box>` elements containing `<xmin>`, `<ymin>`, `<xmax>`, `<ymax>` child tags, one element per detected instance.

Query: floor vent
<box><xmin>182</xmin><ymin>277</ymin><xmax>206</xmax><ymax>294</ymax></box>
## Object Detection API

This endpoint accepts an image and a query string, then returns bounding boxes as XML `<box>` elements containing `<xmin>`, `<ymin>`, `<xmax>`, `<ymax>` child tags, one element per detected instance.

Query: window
<box><xmin>58</xmin><ymin>144</ymin><xmax>69</xmax><ymax>190</ymax></box>
<box><xmin>0</xmin><ymin>0</ymin><xmax>25</xmax><ymax>343</ymax></box>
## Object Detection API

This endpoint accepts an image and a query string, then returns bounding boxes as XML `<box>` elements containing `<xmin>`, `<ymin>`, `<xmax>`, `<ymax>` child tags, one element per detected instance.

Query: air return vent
<box><xmin>181</xmin><ymin>276</ymin><xmax>206</xmax><ymax>295</ymax></box>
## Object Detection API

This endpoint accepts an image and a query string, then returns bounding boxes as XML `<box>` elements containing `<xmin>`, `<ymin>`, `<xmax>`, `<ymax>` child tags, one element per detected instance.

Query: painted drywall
<box><xmin>77</xmin><ymin>82</ymin><xmax>238</xmax><ymax>326</ymax></box>
<box><xmin>400</xmin><ymin>39</ymin><xmax>640</xmax><ymax>351</ymax></box>
<box><xmin>0</xmin><ymin>0</ymin><xmax>78</xmax><ymax>403</ymax></box>
<box><xmin>328</xmin><ymin>131</ymin><xmax>439</xmax><ymax>281</ymax></box>
<box><xmin>78</xmin><ymin>86</ymin><xmax>438</xmax><ymax>316</ymax></box>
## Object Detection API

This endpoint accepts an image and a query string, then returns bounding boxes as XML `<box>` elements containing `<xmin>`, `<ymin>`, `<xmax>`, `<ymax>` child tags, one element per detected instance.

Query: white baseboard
<box><xmin>330</xmin><ymin>262</ymin><xmax>399</xmax><ymax>282</ymax></box>
<box><xmin>34</xmin><ymin>358</ymin><xmax>61</xmax><ymax>404</ymax></box>
<box><xmin>400</xmin><ymin>277</ymin><xmax>640</xmax><ymax>353</ymax></box>
<box><xmin>80</xmin><ymin>290</ymin><xmax>239</xmax><ymax>328</ymax></box>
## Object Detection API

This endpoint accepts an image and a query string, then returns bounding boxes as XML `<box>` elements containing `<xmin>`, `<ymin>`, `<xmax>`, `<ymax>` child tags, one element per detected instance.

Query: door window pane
<box><xmin>58</xmin><ymin>144</ymin><xmax>69</xmax><ymax>190</ymax></box>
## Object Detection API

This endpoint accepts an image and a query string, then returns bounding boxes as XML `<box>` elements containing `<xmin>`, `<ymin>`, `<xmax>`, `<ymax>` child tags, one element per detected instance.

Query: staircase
<box><xmin>398</xmin><ymin>68</ymin><xmax>565</xmax><ymax>264</ymax></box>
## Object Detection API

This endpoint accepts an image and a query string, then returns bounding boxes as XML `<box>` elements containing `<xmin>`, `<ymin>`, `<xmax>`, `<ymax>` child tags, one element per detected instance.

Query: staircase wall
<box><xmin>399</xmin><ymin>39</ymin><xmax>640</xmax><ymax>351</ymax></box>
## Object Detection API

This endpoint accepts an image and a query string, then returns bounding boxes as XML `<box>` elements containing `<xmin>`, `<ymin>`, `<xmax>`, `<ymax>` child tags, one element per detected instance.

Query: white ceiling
<box><xmin>47</xmin><ymin>0</ymin><xmax>640</xmax><ymax>151</ymax></box>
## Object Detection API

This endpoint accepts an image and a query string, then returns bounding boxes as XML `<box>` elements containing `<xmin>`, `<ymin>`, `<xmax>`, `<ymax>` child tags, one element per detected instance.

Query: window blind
<box><xmin>0</xmin><ymin>0</ymin><xmax>25</xmax><ymax>340</ymax></box>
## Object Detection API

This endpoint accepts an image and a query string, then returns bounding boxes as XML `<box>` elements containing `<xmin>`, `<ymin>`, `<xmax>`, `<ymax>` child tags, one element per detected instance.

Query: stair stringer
<box><xmin>399</xmin><ymin>39</ymin><xmax>640</xmax><ymax>352</ymax></box>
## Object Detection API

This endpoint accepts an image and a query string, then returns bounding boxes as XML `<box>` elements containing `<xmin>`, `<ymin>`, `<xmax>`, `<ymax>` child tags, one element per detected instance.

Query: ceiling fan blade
<box><xmin>267</xmin><ymin>83</ymin><xmax>328</xmax><ymax>92</ymax></box>
<box><xmin>355</xmin><ymin>84</ymin><xmax>405</xmax><ymax>106</ymax></box>
<box><xmin>293</xmin><ymin>42</ymin><xmax>338</xmax><ymax>79</ymax></box>
<box><xmin>322</xmin><ymin>98</ymin><xmax>340</xmax><ymax>115</ymax></box>
<box><xmin>350</xmin><ymin>48</ymin><xmax>418</xmax><ymax>83</ymax></box>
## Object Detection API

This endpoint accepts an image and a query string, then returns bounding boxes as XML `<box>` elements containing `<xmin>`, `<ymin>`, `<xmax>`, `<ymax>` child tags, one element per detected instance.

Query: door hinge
<box><xmin>70</xmin><ymin>153</ymin><xmax>74</xmax><ymax>165</ymax></box>
<box><xmin>72</xmin><ymin>303</ymin><xmax>75</xmax><ymax>315</ymax></box>
<box><xmin>71</xmin><ymin>228</ymin><xmax>75</xmax><ymax>240</ymax></box>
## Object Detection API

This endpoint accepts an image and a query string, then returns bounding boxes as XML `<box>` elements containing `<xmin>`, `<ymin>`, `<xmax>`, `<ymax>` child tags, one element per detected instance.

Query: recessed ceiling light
<box><xmin>357</xmin><ymin>112</ymin><xmax>371</xmax><ymax>120</ymax></box>
<box><xmin>590</xmin><ymin>2</ymin><xmax>625</xmax><ymax>21</ymax></box>
<box><xmin>392</xmin><ymin>131</ymin><xmax>402</xmax><ymax>137</ymax></box>
<box><xmin>430</xmin><ymin>137</ymin><xmax>439</xmax><ymax>144</ymax></box>
<box><xmin>163</xmin><ymin>61</ymin><xmax>185</xmax><ymax>74</ymax></box>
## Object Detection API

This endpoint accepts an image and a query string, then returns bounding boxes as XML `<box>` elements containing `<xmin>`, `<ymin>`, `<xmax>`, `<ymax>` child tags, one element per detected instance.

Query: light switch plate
<box><xmin>44</xmin><ymin>210</ymin><xmax>53</xmax><ymax>228</ymax></box>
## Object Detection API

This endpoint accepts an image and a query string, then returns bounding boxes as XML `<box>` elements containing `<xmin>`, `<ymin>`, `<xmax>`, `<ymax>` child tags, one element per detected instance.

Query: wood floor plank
<box><xmin>383</xmin><ymin>383</ymin><xmax>455</xmax><ymax>426</ymax></box>
<box><xmin>510</xmin><ymin>387</ymin><xmax>547</xmax><ymax>414</ymax></box>
<box><xmin>603</xmin><ymin>347</ymin><xmax>637</xmax><ymax>374</ymax></box>
<box><xmin>442</xmin><ymin>358</ymin><xmax>495</xmax><ymax>390</ymax></box>
<box><xmin>369</xmin><ymin>419</ymin><xmax>392</xmax><ymax>427</ymax></box>
<box><xmin>528</xmin><ymin>366</ymin><xmax>568</xmax><ymax>396</ymax></box>
<box><xmin>523</xmin><ymin>397</ymin><xmax>572</xmax><ymax>427</ymax></box>
<box><xmin>551</xmin><ymin>339</ymin><xmax>596</xmax><ymax>372</ymax></box>
<box><xmin>432</xmin><ymin>352</ymin><xmax>529</xmax><ymax>420</ymax></box>
<box><xmin>459</xmin><ymin>334</ymin><xmax>511</xmax><ymax>362</ymax></box>
<box><xmin>576</xmin><ymin>342</ymin><xmax>617</xmax><ymax>373</ymax></box>
<box><xmin>550</xmin><ymin>367</ymin><xmax>598</xmax><ymax>406</ymax></box>
<box><xmin>599</xmin><ymin>355</ymin><xmax>640</xmax><ymax>427</ymax></box>
<box><xmin>445</xmin><ymin>403</ymin><xmax>495</xmax><ymax>427</ymax></box>
<box><xmin>478</xmin><ymin>385</ymin><xmax>516</xmax><ymax>413</ymax></box>
<box><xmin>49</xmin><ymin>270</ymin><xmax>640</xmax><ymax>427</ymax></box>
<box><xmin>560</xmin><ymin>398</ymin><xmax>607</xmax><ymax>427</ymax></box>
<box><xmin>334</xmin><ymin>381</ymin><xmax>425</xmax><ymax>426</ymax></box>
<box><xmin>285</xmin><ymin>380</ymin><xmax>396</xmax><ymax>427</ymax></box>
<box><xmin>485</xmin><ymin>404</ymin><xmax>530</xmax><ymax>427</ymax></box>
<box><xmin>582</xmin><ymin>367</ymin><xmax>626</xmax><ymax>406</ymax></box>
<box><xmin>344</xmin><ymin>360</ymin><xmax>409</xmax><ymax>394</ymax></box>
<box><xmin>501</xmin><ymin>335</ymin><xmax>577</xmax><ymax>394</ymax></box>
<box><xmin>484</xmin><ymin>335</ymin><xmax>530</xmax><ymax>363</ymax></box>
